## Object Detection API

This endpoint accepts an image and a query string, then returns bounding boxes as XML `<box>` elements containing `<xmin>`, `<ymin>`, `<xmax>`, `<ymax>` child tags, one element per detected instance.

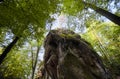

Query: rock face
<box><xmin>43</xmin><ymin>29</ymin><xmax>111</xmax><ymax>79</ymax></box>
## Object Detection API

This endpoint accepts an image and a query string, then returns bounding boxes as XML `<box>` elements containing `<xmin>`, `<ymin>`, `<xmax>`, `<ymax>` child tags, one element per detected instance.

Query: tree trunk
<box><xmin>31</xmin><ymin>46</ymin><xmax>41</xmax><ymax>79</ymax></box>
<box><xmin>83</xmin><ymin>1</ymin><xmax>120</xmax><ymax>26</ymax></box>
<box><xmin>42</xmin><ymin>29</ymin><xmax>112</xmax><ymax>79</ymax></box>
<box><xmin>0</xmin><ymin>36</ymin><xmax>19</xmax><ymax>65</ymax></box>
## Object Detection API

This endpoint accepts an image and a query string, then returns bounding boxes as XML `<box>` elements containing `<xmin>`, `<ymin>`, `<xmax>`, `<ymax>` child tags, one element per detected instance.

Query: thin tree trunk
<box><xmin>0</xmin><ymin>36</ymin><xmax>19</xmax><ymax>65</ymax></box>
<box><xmin>83</xmin><ymin>1</ymin><xmax>120</xmax><ymax>26</ymax></box>
<box><xmin>32</xmin><ymin>46</ymin><xmax>41</xmax><ymax>79</ymax></box>
<box><xmin>31</xmin><ymin>46</ymin><xmax>34</xmax><ymax>79</ymax></box>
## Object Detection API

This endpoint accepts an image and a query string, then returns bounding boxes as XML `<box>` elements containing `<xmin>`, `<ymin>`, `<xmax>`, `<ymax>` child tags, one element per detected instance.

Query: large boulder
<box><xmin>43</xmin><ymin>29</ymin><xmax>111</xmax><ymax>79</ymax></box>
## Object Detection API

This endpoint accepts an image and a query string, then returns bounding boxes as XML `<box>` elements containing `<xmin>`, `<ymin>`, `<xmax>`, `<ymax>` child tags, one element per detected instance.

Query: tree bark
<box><xmin>83</xmin><ymin>1</ymin><xmax>120</xmax><ymax>26</ymax></box>
<box><xmin>0</xmin><ymin>36</ymin><xmax>19</xmax><ymax>65</ymax></box>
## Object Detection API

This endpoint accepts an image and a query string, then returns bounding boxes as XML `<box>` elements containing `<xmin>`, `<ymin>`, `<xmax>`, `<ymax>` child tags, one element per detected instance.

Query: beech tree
<box><xmin>0</xmin><ymin>0</ymin><xmax>60</xmax><ymax>65</ymax></box>
<box><xmin>63</xmin><ymin>0</ymin><xmax>120</xmax><ymax>26</ymax></box>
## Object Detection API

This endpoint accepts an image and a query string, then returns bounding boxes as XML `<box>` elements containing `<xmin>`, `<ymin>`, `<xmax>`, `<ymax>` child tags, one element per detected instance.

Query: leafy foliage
<box><xmin>82</xmin><ymin>20</ymin><xmax>120</xmax><ymax>78</ymax></box>
<box><xmin>0</xmin><ymin>0</ymin><xmax>59</xmax><ymax>37</ymax></box>
<box><xmin>0</xmin><ymin>0</ymin><xmax>120</xmax><ymax>79</ymax></box>
<box><xmin>63</xmin><ymin>0</ymin><xmax>84</xmax><ymax>15</ymax></box>
<box><xmin>0</xmin><ymin>0</ymin><xmax>60</xmax><ymax>78</ymax></box>
<box><xmin>0</xmin><ymin>48</ymin><xmax>31</xmax><ymax>78</ymax></box>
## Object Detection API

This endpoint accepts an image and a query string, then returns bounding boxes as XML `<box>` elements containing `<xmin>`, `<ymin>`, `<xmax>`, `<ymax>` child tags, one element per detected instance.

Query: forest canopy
<box><xmin>0</xmin><ymin>0</ymin><xmax>120</xmax><ymax>79</ymax></box>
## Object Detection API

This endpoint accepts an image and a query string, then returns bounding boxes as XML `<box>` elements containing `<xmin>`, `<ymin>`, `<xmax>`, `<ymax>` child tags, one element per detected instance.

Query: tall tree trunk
<box><xmin>31</xmin><ymin>46</ymin><xmax>41</xmax><ymax>79</ymax></box>
<box><xmin>83</xmin><ymin>1</ymin><xmax>120</xmax><ymax>26</ymax></box>
<box><xmin>0</xmin><ymin>36</ymin><xmax>19</xmax><ymax>65</ymax></box>
<box><xmin>31</xmin><ymin>46</ymin><xmax>34</xmax><ymax>79</ymax></box>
